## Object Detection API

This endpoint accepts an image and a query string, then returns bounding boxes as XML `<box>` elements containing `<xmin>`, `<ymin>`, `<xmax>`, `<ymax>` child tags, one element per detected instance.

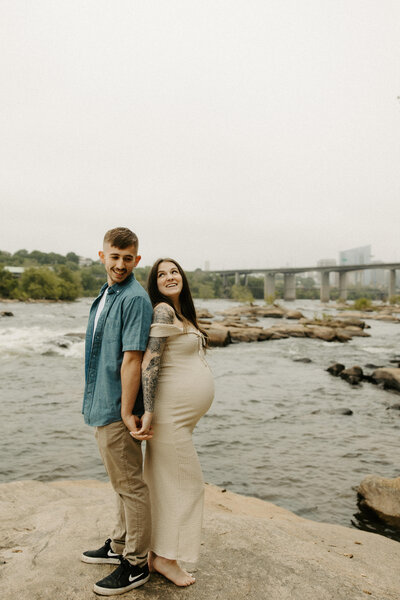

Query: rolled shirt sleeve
<box><xmin>121</xmin><ymin>295</ymin><xmax>153</xmax><ymax>352</ymax></box>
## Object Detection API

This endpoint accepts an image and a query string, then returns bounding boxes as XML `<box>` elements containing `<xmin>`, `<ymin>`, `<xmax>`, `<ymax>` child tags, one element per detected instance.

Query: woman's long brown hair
<box><xmin>146</xmin><ymin>258</ymin><xmax>207</xmax><ymax>341</ymax></box>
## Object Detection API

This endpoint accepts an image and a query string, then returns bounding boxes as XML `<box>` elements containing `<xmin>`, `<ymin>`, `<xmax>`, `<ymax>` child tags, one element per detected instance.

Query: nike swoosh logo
<box><xmin>129</xmin><ymin>573</ymin><xmax>144</xmax><ymax>583</ymax></box>
<box><xmin>107</xmin><ymin>549</ymin><xmax>119</xmax><ymax>557</ymax></box>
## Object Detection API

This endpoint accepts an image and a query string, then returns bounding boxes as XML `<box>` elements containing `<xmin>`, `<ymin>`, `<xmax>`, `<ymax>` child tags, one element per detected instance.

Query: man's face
<box><xmin>99</xmin><ymin>243</ymin><xmax>141</xmax><ymax>286</ymax></box>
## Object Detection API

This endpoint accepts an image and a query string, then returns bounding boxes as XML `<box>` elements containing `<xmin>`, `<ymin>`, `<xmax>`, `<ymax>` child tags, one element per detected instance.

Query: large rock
<box><xmin>196</xmin><ymin>308</ymin><xmax>214</xmax><ymax>319</ymax></box>
<box><xmin>284</xmin><ymin>309</ymin><xmax>304</xmax><ymax>320</ymax></box>
<box><xmin>271</xmin><ymin>324</ymin><xmax>307</xmax><ymax>338</ymax></box>
<box><xmin>204</xmin><ymin>325</ymin><xmax>231</xmax><ymax>347</ymax></box>
<box><xmin>372</xmin><ymin>368</ymin><xmax>400</xmax><ymax>392</ymax></box>
<box><xmin>229</xmin><ymin>327</ymin><xmax>262</xmax><ymax>343</ymax></box>
<box><xmin>341</xmin><ymin>326</ymin><xmax>369</xmax><ymax>337</ymax></box>
<box><xmin>358</xmin><ymin>475</ymin><xmax>400</xmax><ymax>527</ymax></box>
<box><xmin>1</xmin><ymin>480</ymin><xmax>400</xmax><ymax>600</ymax></box>
<box><xmin>327</xmin><ymin>363</ymin><xmax>345</xmax><ymax>376</ymax></box>
<box><xmin>337</xmin><ymin>317</ymin><xmax>366</xmax><ymax>329</ymax></box>
<box><xmin>334</xmin><ymin>329</ymin><xmax>353</xmax><ymax>343</ymax></box>
<box><xmin>305</xmin><ymin>325</ymin><xmax>337</xmax><ymax>342</ymax></box>
<box><xmin>374</xmin><ymin>314</ymin><xmax>400</xmax><ymax>322</ymax></box>
<box><xmin>340</xmin><ymin>366</ymin><xmax>364</xmax><ymax>385</ymax></box>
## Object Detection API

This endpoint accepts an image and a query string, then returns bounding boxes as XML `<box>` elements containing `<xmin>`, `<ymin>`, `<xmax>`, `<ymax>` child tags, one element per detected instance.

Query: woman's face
<box><xmin>157</xmin><ymin>261</ymin><xmax>183</xmax><ymax>301</ymax></box>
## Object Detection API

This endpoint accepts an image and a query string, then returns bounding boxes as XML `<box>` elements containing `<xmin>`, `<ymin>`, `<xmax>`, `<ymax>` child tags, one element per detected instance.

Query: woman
<box><xmin>131</xmin><ymin>258</ymin><xmax>214</xmax><ymax>586</ymax></box>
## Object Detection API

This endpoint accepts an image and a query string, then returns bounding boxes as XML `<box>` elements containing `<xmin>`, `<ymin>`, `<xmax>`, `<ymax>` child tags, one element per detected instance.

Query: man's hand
<box><xmin>123</xmin><ymin>414</ymin><xmax>142</xmax><ymax>435</ymax></box>
<box><xmin>129</xmin><ymin>411</ymin><xmax>153</xmax><ymax>441</ymax></box>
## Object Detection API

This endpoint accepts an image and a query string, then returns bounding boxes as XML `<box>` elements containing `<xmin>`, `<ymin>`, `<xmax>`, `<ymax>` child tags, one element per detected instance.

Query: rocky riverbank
<box><xmin>198</xmin><ymin>305</ymin><xmax>371</xmax><ymax>346</ymax></box>
<box><xmin>1</xmin><ymin>480</ymin><xmax>400</xmax><ymax>600</ymax></box>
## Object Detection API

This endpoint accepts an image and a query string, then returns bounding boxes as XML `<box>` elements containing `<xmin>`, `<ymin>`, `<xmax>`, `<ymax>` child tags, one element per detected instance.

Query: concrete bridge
<box><xmin>213</xmin><ymin>263</ymin><xmax>400</xmax><ymax>302</ymax></box>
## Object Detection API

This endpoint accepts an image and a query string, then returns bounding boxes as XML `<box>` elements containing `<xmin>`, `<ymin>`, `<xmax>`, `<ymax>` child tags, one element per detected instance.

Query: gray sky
<box><xmin>1</xmin><ymin>0</ymin><xmax>399</xmax><ymax>270</ymax></box>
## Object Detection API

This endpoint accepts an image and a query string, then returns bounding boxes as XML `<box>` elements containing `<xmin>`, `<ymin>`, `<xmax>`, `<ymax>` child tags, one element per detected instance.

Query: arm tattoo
<box><xmin>142</xmin><ymin>352</ymin><xmax>163</xmax><ymax>412</ymax></box>
<box><xmin>142</xmin><ymin>334</ymin><xmax>168</xmax><ymax>412</ymax></box>
<box><xmin>153</xmin><ymin>303</ymin><xmax>175</xmax><ymax>324</ymax></box>
<box><xmin>142</xmin><ymin>304</ymin><xmax>175</xmax><ymax>412</ymax></box>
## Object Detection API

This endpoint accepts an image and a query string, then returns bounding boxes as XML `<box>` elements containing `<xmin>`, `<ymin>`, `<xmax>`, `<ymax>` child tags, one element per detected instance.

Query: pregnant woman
<box><xmin>131</xmin><ymin>258</ymin><xmax>214</xmax><ymax>587</ymax></box>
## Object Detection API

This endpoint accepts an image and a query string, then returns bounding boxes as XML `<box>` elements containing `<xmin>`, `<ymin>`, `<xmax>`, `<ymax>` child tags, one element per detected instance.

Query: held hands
<box><xmin>129</xmin><ymin>411</ymin><xmax>154</xmax><ymax>441</ymax></box>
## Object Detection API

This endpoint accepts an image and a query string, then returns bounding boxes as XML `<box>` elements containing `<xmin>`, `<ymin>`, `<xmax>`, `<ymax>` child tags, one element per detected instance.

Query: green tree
<box><xmin>66</xmin><ymin>252</ymin><xmax>80</xmax><ymax>264</ymax></box>
<box><xmin>0</xmin><ymin>250</ymin><xmax>12</xmax><ymax>264</ymax></box>
<box><xmin>12</xmin><ymin>249</ymin><xmax>29</xmax><ymax>265</ymax></box>
<box><xmin>20</xmin><ymin>267</ymin><xmax>61</xmax><ymax>300</ymax></box>
<box><xmin>231</xmin><ymin>284</ymin><xmax>254</xmax><ymax>303</ymax></box>
<box><xmin>29</xmin><ymin>250</ymin><xmax>49</xmax><ymax>264</ymax></box>
<box><xmin>80</xmin><ymin>263</ymin><xmax>106</xmax><ymax>296</ymax></box>
<box><xmin>353</xmin><ymin>297</ymin><xmax>372</xmax><ymax>311</ymax></box>
<box><xmin>56</xmin><ymin>265</ymin><xmax>82</xmax><ymax>300</ymax></box>
<box><xmin>0</xmin><ymin>266</ymin><xmax>19</xmax><ymax>298</ymax></box>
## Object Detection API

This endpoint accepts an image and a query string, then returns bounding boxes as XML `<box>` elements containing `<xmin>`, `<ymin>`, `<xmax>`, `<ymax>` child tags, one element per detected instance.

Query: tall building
<box><xmin>339</xmin><ymin>245</ymin><xmax>371</xmax><ymax>286</ymax></box>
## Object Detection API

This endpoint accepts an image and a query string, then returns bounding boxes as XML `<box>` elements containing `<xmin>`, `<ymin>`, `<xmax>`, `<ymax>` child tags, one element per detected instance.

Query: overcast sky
<box><xmin>1</xmin><ymin>0</ymin><xmax>399</xmax><ymax>270</ymax></box>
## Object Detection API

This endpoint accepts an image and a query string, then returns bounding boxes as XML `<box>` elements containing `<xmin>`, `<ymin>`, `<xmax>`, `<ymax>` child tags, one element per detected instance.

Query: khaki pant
<box><xmin>95</xmin><ymin>420</ymin><xmax>150</xmax><ymax>566</ymax></box>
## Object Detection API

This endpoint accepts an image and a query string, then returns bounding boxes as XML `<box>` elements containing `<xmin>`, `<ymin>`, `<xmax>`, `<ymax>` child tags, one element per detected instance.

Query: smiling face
<box><xmin>156</xmin><ymin>260</ymin><xmax>183</xmax><ymax>304</ymax></box>
<box><xmin>99</xmin><ymin>242</ymin><xmax>141</xmax><ymax>286</ymax></box>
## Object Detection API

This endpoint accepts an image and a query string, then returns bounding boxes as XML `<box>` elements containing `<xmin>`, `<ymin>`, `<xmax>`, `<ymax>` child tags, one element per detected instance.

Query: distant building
<box><xmin>339</xmin><ymin>245</ymin><xmax>371</xmax><ymax>286</ymax></box>
<box><xmin>367</xmin><ymin>261</ymin><xmax>385</xmax><ymax>287</ymax></box>
<box><xmin>79</xmin><ymin>256</ymin><xmax>93</xmax><ymax>267</ymax></box>
<box><xmin>4</xmin><ymin>266</ymin><xmax>25</xmax><ymax>277</ymax></box>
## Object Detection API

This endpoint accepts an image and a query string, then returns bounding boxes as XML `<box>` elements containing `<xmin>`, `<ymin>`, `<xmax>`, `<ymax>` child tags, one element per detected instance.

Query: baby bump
<box><xmin>153</xmin><ymin>364</ymin><xmax>214</xmax><ymax>426</ymax></box>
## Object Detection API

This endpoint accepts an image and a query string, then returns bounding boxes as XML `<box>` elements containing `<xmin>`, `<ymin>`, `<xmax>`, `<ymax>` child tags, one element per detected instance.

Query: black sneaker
<box><xmin>81</xmin><ymin>538</ymin><xmax>122</xmax><ymax>565</ymax></box>
<box><xmin>93</xmin><ymin>559</ymin><xmax>150</xmax><ymax>595</ymax></box>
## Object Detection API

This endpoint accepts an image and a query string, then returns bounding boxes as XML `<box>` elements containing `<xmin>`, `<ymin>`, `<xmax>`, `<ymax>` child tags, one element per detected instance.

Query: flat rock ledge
<box><xmin>1</xmin><ymin>481</ymin><xmax>400</xmax><ymax>600</ymax></box>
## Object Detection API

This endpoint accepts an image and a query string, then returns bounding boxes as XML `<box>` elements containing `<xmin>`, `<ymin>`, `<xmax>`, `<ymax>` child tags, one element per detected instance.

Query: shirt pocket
<box><xmin>103</xmin><ymin>316</ymin><xmax>121</xmax><ymax>343</ymax></box>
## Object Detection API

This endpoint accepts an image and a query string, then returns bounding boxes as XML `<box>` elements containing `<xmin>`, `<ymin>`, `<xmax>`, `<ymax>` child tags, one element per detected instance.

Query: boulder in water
<box><xmin>203</xmin><ymin>325</ymin><xmax>231</xmax><ymax>347</ymax></box>
<box><xmin>340</xmin><ymin>366</ymin><xmax>363</xmax><ymax>385</ymax></box>
<box><xmin>358</xmin><ymin>475</ymin><xmax>400</xmax><ymax>527</ymax></box>
<box><xmin>372</xmin><ymin>368</ymin><xmax>400</xmax><ymax>392</ymax></box>
<box><xmin>327</xmin><ymin>363</ymin><xmax>345</xmax><ymax>376</ymax></box>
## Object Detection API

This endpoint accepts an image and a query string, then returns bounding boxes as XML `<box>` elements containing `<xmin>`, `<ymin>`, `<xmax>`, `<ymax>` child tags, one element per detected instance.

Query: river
<box><xmin>1</xmin><ymin>297</ymin><xmax>399</xmax><ymax>540</ymax></box>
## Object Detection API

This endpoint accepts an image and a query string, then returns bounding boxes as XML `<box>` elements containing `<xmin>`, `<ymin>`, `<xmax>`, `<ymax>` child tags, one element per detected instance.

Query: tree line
<box><xmin>0</xmin><ymin>249</ymin><xmax>225</xmax><ymax>301</ymax></box>
<box><xmin>0</xmin><ymin>249</ymin><xmax>384</xmax><ymax>302</ymax></box>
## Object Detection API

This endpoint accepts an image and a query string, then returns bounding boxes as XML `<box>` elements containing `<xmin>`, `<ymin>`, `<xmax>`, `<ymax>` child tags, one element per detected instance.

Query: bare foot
<box><xmin>153</xmin><ymin>556</ymin><xmax>196</xmax><ymax>586</ymax></box>
<box><xmin>148</xmin><ymin>550</ymin><xmax>156</xmax><ymax>573</ymax></box>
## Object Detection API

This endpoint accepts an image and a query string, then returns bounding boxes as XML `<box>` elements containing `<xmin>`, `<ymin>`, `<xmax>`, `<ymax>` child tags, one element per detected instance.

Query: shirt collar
<box><xmin>107</xmin><ymin>272</ymin><xmax>134</xmax><ymax>295</ymax></box>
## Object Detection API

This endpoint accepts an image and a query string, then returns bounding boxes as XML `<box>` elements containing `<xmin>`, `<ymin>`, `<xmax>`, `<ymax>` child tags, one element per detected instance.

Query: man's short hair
<box><xmin>103</xmin><ymin>227</ymin><xmax>139</xmax><ymax>251</ymax></box>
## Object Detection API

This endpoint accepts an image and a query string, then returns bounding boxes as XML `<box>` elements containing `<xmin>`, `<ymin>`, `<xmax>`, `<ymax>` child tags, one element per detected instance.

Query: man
<box><xmin>81</xmin><ymin>227</ymin><xmax>153</xmax><ymax>596</ymax></box>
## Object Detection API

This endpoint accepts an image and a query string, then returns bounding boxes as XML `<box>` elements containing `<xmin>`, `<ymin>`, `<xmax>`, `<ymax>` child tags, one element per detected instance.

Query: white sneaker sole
<box><xmin>93</xmin><ymin>574</ymin><xmax>150</xmax><ymax>595</ymax></box>
<box><xmin>81</xmin><ymin>554</ymin><xmax>121</xmax><ymax>565</ymax></box>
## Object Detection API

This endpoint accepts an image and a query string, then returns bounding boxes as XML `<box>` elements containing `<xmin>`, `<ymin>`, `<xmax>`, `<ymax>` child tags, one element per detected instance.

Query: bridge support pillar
<box><xmin>338</xmin><ymin>271</ymin><xmax>347</xmax><ymax>301</ymax></box>
<box><xmin>320</xmin><ymin>271</ymin><xmax>330</xmax><ymax>303</ymax></box>
<box><xmin>235</xmin><ymin>272</ymin><xmax>240</xmax><ymax>286</ymax></box>
<box><xmin>222</xmin><ymin>274</ymin><xmax>228</xmax><ymax>288</ymax></box>
<box><xmin>244</xmin><ymin>274</ymin><xmax>249</xmax><ymax>287</ymax></box>
<box><xmin>283</xmin><ymin>273</ymin><xmax>296</xmax><ymax>301</ymax></box>
<box><xmin>264</xmin><ymin>273</ymin><xmax>275</xmax><ymax>301</ymax></box>
<box><xmin>389</xmin><ymin>269</ymin><xmax>396</xmax><ymax>300</ymax></box>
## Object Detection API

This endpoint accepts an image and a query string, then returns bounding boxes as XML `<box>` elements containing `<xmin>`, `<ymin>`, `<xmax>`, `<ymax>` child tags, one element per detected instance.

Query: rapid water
<box><xmin>1</xmin><ymin>298</ymin><xmax>399</xmax><ymax>539</ymax></box>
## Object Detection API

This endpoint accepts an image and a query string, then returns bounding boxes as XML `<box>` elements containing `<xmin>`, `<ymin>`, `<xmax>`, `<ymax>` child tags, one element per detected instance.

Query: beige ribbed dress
<box><xmin>143</xmin><ymin>323</ymin><xmax>214</xmax><ymax>563</ymax></box>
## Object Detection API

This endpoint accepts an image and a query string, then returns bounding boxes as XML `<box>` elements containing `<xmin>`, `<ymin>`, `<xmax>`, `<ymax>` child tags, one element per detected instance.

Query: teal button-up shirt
<box><xmin>82</xmin><ymin>273</ymin><xmax>153</xmax><ymax>427</ymax></box>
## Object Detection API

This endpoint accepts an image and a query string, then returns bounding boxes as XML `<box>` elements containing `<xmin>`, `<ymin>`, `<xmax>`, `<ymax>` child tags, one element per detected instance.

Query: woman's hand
<box><xmin>130</xmin><ymin>411</ymin><xmax>154</xmax><ymax>440</ymax></box>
